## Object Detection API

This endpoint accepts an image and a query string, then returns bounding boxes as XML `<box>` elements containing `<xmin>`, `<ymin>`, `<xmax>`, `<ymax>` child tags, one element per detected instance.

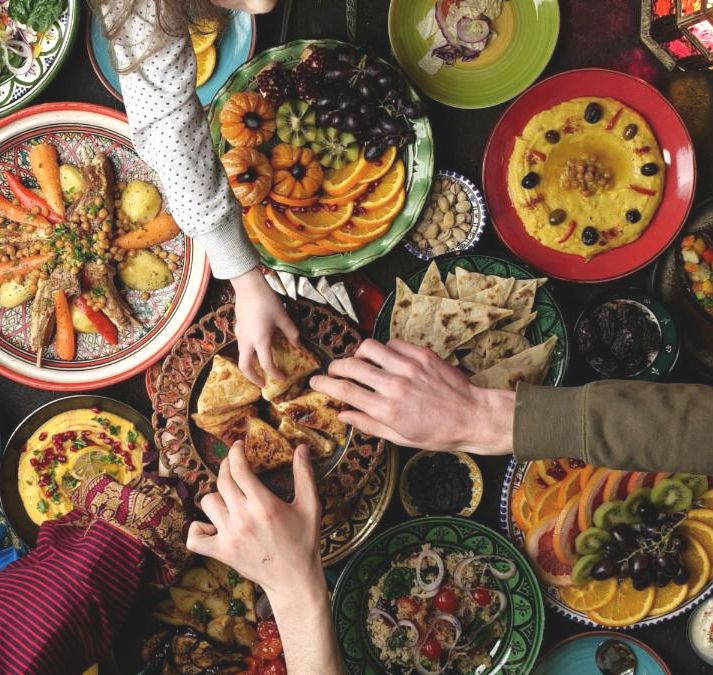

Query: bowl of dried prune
<box><xmin>574</xmin><ymin>290</ymin><xmax>679</xmax><ymax>381</ymax></box>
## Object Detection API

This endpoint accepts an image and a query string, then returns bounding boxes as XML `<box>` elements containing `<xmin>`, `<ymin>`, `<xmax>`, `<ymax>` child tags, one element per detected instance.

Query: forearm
<box><xmin>269</xmin><ymin>574</ymin><xmax>344</xmax><ymax>675</ymax></box>
<box><xmin>461</xmin><ymin>385</ymin><xmax>515</xmax><ymax>456</ymax></box>
<box><xmin>514</xmin><ymin>380</ymin><xmax>713</xmax><ymax>473</ymax></box>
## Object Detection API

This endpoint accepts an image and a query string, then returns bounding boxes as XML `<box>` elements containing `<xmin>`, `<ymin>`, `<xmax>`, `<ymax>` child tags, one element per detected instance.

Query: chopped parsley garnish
<box><xmin>126</xmin><ymin>430</ymin><xmax>138</xmax><ymax>443</ymax></box>
<box><xmin>51</xmin><ymin>493</ymin><xmax>61</xmax><ymax>504</ymax></box>
<box><xmin>227</xmin><ymin>569</ymin><xmax>241</xmax><ymax>587</ymax></box>
<box><xmin>36</xmin><ymin>499</ymin><xmax>49</xmax><ymax>514</ymax></box>
<box><xmin>190</xmin><ymin>601</ymin><xmax>211</xmax><ymax>624</ymax></box>
<box><xmin>387</xmin><ymin>628</ymin><xmax>406</xmax><ymax>650</ymax></box>
<box><xmin>213</xmin><ymin>441</ymin><xmax>229</xmax><ymax>459</ymax></box>
<box><xmin>382</xmin><ymin>567</ymin><xmax>416</xmax><ymax>601</ymax></box>
<box><xmin>91</xmin><ymin>287</ymin><xmax>105</xmax><ymax>298</ymax></box>
<box><xmin>72</xmin><ymin>438</ymin><xmax>88</xmax><ymax>450</ymax></box>
<box><xmin>227</xmin><ymin>599</ymin><xmax>246</xmax><ymax>617</ymax></box>
<box><xmin>54</xmin><ymin>225</ymin><xmax>68</xmax><ymax>236</ymax></box>
<box><xmin>62</xmin><ymin>476</ymin><xmax>79</xmax><ymax>490</ymax></box>
<box><xmin>92</xmin><ymin>416</ymin><xmax>110</xmax><ymax>428</ymax></box>
<box><xmin>109</xmin><ymin>424</ymin><xmax>121</xmax><ymax>436</ymax></box>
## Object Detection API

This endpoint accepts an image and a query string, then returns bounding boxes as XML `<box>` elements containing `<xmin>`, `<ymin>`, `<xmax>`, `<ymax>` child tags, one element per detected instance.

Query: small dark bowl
<box><xmin>675</xmin><ymin>227</ymin><xmax>713</xmax><ymax>329</ymax></box>
<box><xmin>0</xmin><ymin>395</ymin><xmax>153</xmax><ymax>548</ymax></box>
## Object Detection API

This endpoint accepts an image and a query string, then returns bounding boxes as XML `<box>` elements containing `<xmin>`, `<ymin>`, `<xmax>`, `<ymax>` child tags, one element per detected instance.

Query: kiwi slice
<box><xmin>575</xmin><ymin>527</ymin><xmax>612</xmax><ymax>555</ymax></box>
<box><xmin>672</xmin><ymin>473</ymin><xmax>708</xmax><ymax>499</ymax></box>
<box><xmin>624</xmin><ymin>487</ymin><xmax>652</xmax><ymax>521</ymax></box>
<box><xmin>572</xmin><ymin>554</ymin><xmax>601</xmax><ymax>585</ymax></box>
<box><xmin>276</xmin><ymin>100</ymin><xmax>317</xmax><ymax>147</ymax></box>
<box><xmin>592</xmin><ymin>500</ymin><xmax>632</xmax><ymax>529</ymax></box>
<box><xmin>651</xmin><ymin>478</ymin><xmax>693</xmax><ymax>513</ymax></box>
<box><xmin>311</xmin><ymin>127</ymin><xmax>360</xmax><ymax>169</ymax></box>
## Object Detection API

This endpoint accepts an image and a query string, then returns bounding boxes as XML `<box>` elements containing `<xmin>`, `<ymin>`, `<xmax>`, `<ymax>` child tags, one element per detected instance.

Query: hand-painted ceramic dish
<box><xmin>87</xmin><ymin>10</ymin><xmax>256</xmax><ymax>107</ymax></box>
<box><xmin>403</xmin><ymin>169</ymin><xmax>487</xmax><ymax>260</ymax></box>
<box><xmin>532</xmin><ymin>631</ymin><xmax>671</xmax><ymax>675</ymax></box>
<box><xmin>331</xmin><ymin>516</ymin><xmax>545</xmax><ymax>674</ymax></box>
<box><xmin>208</xmin><ymin>39</ymin><xmax>434</xmax><ymax>277</ymax></box>
<box><xmin>0</xmin><ymin>0</ymin><xmax>80</xmax><ymax>116</ymax></box>
<box><xmin>388</xmin><ymin>0</ymin><xmax>560</xmax><ymax>109</ymax></box>
<box><xmin>483</xmin><ymin>68</ymin><xmax>696</xmax><ymax>282</ymax></box>
<box><xmin>373</xmin><ymin>253</ymin><xmax>570</xmax><ymax>387</ymax></box>
<box><xmin>0</xmin><ymin>103</ymin><xmax>210</xmax><ymax>391</ymax></box>
<box><xmin>0</xmin><ymin>395</ymin><xmax>154</xmax><ymax>547</ymax></box>
<box><xmin>500</xmin><ymin>458</ymin><xmax>713</xmax><ymax>629</ymax></box>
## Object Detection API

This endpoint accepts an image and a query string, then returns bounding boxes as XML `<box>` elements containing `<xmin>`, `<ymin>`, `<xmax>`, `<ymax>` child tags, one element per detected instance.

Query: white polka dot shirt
<box><xmin>101</xmin><ymin>0</ymin><xmax>258</xmax><ymax>280</ymax></box>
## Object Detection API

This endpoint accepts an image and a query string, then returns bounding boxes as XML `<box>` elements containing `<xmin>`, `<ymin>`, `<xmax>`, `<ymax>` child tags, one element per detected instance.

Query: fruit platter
<box><xmin>502</xmin><ymin>459</ymin><xmax>713</xmax><ymax>628</ymax></box>
<box><xmin>208</xmin><ymin>39</ymin><xmax>434</xmax><ymax>276</ymax></box>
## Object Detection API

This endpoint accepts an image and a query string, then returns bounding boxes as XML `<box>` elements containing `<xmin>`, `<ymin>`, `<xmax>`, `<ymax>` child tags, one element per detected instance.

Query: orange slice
<box><xmin>603</xmin><ymin>470</ymin><xmax>630</xmax><ymax>502</ymax></box>
<box><xmin>269</xmin><ymin>192</ymin><xmax>319</xmax><ymax>208</ymax></box>
<box><xmin>700</xmin><ymin>489</ymin><xmax>713</xmax><ymax>510</ymax></box>
<box><xmin>649</xmin><ymin>581</ymin><xmax>689</xmax><ymax>616</ymax></box>
<box><xmin>195</xmin><ymin>45</ymin><xmax>216</xmax><ymax>87</ymax></box>
<box><xmin>532</xmin><ymin>483</ymin><xmax>561</xmax><ymax>524</ymax></box>
<box><xmin>265</xmin><ymin>203</ymin><xmax>320</xmax><ymax>243</ymax></box>
<box><xmin>681</xmin><ymin>536</ymin><xmax>710</xmax><ymax>598</ymax></box>
<box><xmin>524</xmin><ymin>514</ymin><xmax>573</xmax><ymax>586</ymax></box>
<box><xmin>522</xmin><ymin>464</ymin><xmax>548</xmax><ymax>507</ymax></box>
<box><xmin>318</xmin><ymin>235</ymin><xmax>364</xmax><ymax>253</ymax></box>
<box><xmin>553</xmin><ymin>494</ymin><xmax>579</xmax><ymax>565</ymax></box>
<box><xmin>331</xmin><ymin>219</ymin><xmax>391</xmax><ymax>244</ymax></box>
<box><xmin>286</xmin><ymin>202</ymin><xmax>353</xmax><ymax>234</ymax></box>
<box><xmin>242</xmin><ymin>207</ymin><xmax>259</xmax><ymax>243</ymax></box>
<box><xmin>248</xmin><ymin>204</ymin><xmax>303</xmax><ymax>249</ymax></box>
<box><xmin>559</xmin><ymin>578</ymin><xmax>617</xmax><ymax>612</ymax></box>
<box><xmin>588</xmin><ymin>578</ymin><xmax>655</xmax><ymax>627</ymax></box>
<box><xmin>322</xmin><ymin>155</ymin><xmax>368</xmax><ymax>196</ymax></box>
<box><xmin>577</xmin><ymin>468</ymin><xmax>610</xmax><ymax>532</ymax></box>
<box><xmin>298</xmin><ymin>242</ymin><xmax>334</xmax><ymax>256</ymax></box>
<box><xmin>579</xmin><ymin>465</ymin><xmax>594</xmax><ymax>490</ymax></box>
<box><xmin>359</xmin><ymin>160</ymin><xmax>406</xmax><ymax>210</ymax></box>
<box><xmin>677</xmin><ymin>520</ymin><xmax>713</xmax><ymax>581</ymax></box>
<box><xmin>357</xmin><ymin>145</ymin><xmax>397</xmax><ymax>183</ymax></box>
<box><xmin>320</xmin><ymin>182</ymin><xmax>369</xmax><ymax>206</ymax></box>
<box><xmin>557</xmin><ymin>469</ymin><xmax>583</xmax><ymax>508</ymax></box>
<box><xmin>535</xmin><ymin>459</ymin><xmax>566</xmax><ymax>486</ymax></box>
<box><xmin>654</xmin><ymin>472</ymin><xmax>672</xmax><ymax>485</ymax></box>
<box><xmin>687</xmin><ymin>508</ymin><xmax>713</xmax><ymax>529</ymax></box>
<box><xmin>511</xmin><ymin>487</ymin><xmax>533</xmax><ymax>534</ymax></box>
<box><xmin>351</xmin><ymin>189</ymin><xmax>405</xmax><ymax>228</ymax></box>
<box><xmin>626</xmin><ymin>471</ymin><xmax>655</xmax><ymax>494</ymax></box>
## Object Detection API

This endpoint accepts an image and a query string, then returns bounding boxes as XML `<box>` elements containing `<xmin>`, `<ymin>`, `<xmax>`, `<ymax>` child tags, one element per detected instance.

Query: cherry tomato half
<box><xmin>259</xmin><ymin>658</ymin><xmax>287</xmax><ymax>675</ymax></box>
<box><xmin>472</xmin><ymin>587</ymin><xmax>492</xmax><ymax>606</ymax></box>
<box><xmin>257</xmin><ymin>619</ymin><xmax>280</xmax><ymax>641</ymax></box>
<box><xmin>254</xmin><ymin>638</ymin><xmax>283</xmax><ymax>661</ymax></box>
<box><xmin>420</xmin><ymin>637</ymin><xmax>442</xmax><ymax>660</ymax></box>
<box><xmin>244</xmin><ymin>656</ymin><xmax>261</xmax><ymax>675</ymax></box>
<box><xmin>395</xmin><ymin>596</ymin><xmax>421</xmax><ymax>617</ymax></box>
<box><xmin>433</xmin><ymin>587</ymin><xmax>459</xmax><ymax>613</ymax></box>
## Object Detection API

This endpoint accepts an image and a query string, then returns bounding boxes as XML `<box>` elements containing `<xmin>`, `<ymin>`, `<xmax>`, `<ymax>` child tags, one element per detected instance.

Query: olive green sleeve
<box><xmin>513</xmin><ymin>380</ymin><xmax>713</xmax><ymax>473</ymax></box>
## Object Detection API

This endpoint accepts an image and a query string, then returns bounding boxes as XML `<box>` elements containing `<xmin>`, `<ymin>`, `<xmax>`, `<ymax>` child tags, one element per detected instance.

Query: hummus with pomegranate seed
<box><xmin>18</xmin><ymin>409</ymin><xmax>145</xmax><ymax>526</ymax></box>
<box><xmin>507</xmin><ymin>96</ymin><xmax>664</xmax><ymax>259</ymax></box>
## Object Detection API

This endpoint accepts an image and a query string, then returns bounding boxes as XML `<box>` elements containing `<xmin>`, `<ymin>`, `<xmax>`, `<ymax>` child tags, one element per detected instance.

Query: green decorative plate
<box><xmin>208</xmin><ymin>39</ymin><xmax>434</xmax><ymax>277</ymax></box>
<box><xmin>388</xmin><ymin>0</ymin><xmax>560</xmax><ymax>109</ymax></box>
<box><xmin>373</xmin><ymin>253</ymin><xmax>569</xmax><ymax>386</ymax></box>
<box><xmin>331</xmin><ymin>516</ymin><xmax>545</xmax><ymax>674</ymax></box>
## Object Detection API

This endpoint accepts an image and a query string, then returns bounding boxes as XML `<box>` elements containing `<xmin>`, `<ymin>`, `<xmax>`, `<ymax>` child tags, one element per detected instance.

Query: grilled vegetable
<box><xmin>114</xmin><ymin>213</ymin><xmax>180</xmax><ymax>249</ymax></box>
<box><xmin>53</xmin><ymin>290</ymin><xmax>75</xmax><ymax>360</ymax></box>
<box><xmin>29</xmin><ymin>144</ymin><xmax>65</xmax><ymax>216</ymax></box>
<box><xmin>4</xmin><ymin>171</ymin><xmax>62</xmax><ymax>223</ymax></box>
<box><xmin>73</xmin><ymin>296</ymin><xmax>119</xmax><ymax>344</ymax></box>
<box><xmin>120</xmin><ymin>179</ymin><xmax>161</xmax><ymax>224</ymax></box>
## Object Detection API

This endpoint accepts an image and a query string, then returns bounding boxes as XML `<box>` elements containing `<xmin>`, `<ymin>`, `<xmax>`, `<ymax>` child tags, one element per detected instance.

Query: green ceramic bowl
<box><xmin>208</xmin><ymin>39</ymin><xmax>434</xmax><ymax>277</ymax></box>
<box><xmin>331</xmin><ymin>516</ymin><xmax>545</xmax><ymax>674</ymax></box>
<box><xmin>388</xmin><ymin>0</ymin><xmax>560</xmax><ymax>109</ymax></box>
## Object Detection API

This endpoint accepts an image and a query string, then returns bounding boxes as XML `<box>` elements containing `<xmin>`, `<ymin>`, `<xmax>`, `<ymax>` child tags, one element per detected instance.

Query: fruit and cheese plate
<box><xmin>208</xmin><ymin>39</ymin><xmax>434</xmax><ymax>276</ymax></box>
<box><xmin>501</xmin><ymin>458</ymin><xmax>713</xmax><ymax>629</ymax></box>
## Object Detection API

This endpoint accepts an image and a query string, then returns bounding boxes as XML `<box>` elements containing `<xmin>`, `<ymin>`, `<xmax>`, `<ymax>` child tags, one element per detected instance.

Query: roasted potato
<box><xmin>151</xmin><ymin>598</ymin><xmax>201</xmax><ymax>630</ymax></box>
<box><xmin>206</xmin><ymin>615</ymin><xmax>235</xmax><ymax>646</ymax></box>
<box><xmin>180</xmin><ymin>567</ymin><xmax>221</xmax><ymax>593</ymax></box>
<box><xmin>204</xmin><ymin>558</ymin><xmax>234</xmax><ymax>590</ymax></box>
<box><xmin>0</xmin><ymin>277</ymin><xmax>36</xmax><ymax>308</ymax></box>
<box><xmin>232</xmin><ymin>580</ymin><xmax>256</xmax><ymax>623</ymax></box>
<box><xmin>118</xmin><ymin>250</ymin><xmax>172</xmax><ymax>291</ymax></box>
<box><xmin>204</xmin><ymin>591</ymin><xmax>230</xmax><ymax>618</ymax></box>
<box><xmin>121</xmin><ymin>179</ymin><xmax>162</xmax><ymax>224</ymax></box>
<box><xmin>233</xmin><ymin>618</ymin><xmax>257</xmax><ymax>649</ymax></box>
<box><xmin>71</xmin><ymin>300</ymin><xmax>98</xmax><ymax>334</ymax></box>
<box><xmin>170</xmin><ymin>587</ymin><xmax>209</xmax><ymax>614</ymax></box>
<box><xmin>59</xmin><ymin>164</ymin><xmax>85</xmax><ymax>203</ymax></box>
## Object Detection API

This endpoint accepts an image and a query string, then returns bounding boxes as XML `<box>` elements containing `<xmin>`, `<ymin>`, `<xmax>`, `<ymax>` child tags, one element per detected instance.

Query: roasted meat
<box><xmin>29</xmin><ymin>265</ymin><xmax>79</xmax><ymax>351</ymax></box>
<box><xmin>66</xmin><ymin>152</ymin><xmax>116</xmax><ymax>234</ymax></box>
<box><xmin>83</xmin><ymin>261</ymin><xmax>137</xmax><ymax>330</ymax></box>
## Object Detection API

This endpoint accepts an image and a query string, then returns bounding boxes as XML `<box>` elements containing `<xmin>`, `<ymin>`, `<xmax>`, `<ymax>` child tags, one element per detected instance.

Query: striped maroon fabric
<box><xmin>0</xmin><ymin>511</ymin><xmax>145</xmax><ymax>675</ymax></box>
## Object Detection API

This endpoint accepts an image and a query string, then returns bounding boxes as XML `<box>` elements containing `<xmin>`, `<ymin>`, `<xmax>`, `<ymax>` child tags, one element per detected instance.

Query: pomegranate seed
<box><xmin>535</xmin><ymin>477</ymin><xmax>547</xmax><ymax>489</ymax></box>
<box><xmin>127</xmin><ymin>443</ymin><xmax>136</xmax><ymax>450</ymax></box>
<box><xmin>91</xmin><ymin>406</ymin><xmax>101</xmax><ymax>414</ymax></box>
<box><xmin>38</xmin><ymin>475</ymin><xmax>50</xmax><ymax>486</ymax></box>
<box><xmin>329</xmin><ymin>204</ymin><xmax>337</xmax><ymax>212</ymax></box>
<box><xmin>57</xmin><ymin>455</ymin><xmax>67</xmax><ymax>464</ymax></box>
<box><xmin>546</xmin><ymin>463</ymin><xmax>567</xmax><ymax>481</ymax></box>
<box><xmin>568</xmin><ymin>459</ymin><xmax>585</xmax><ymax>469</ymax></box>
<box><xmin>311</xmin><ymin>205</ymin><xmax>320</xmax><ymax>212</ymax></box>
<box><xmin>30</xmin><ymin>458</ymin><xmax>38</xmax><ymax>468</ymax></box>
<box><xmin>296</xmin><ymin>224</ymin><xmax>305</xmax><ymax>232</ymax></box>
<box><xmin>265</xmin><ymin>219</ymin><xmax>273</xmax><ymax>229</ymax></box>
<box><xmin>38</xmin><ymin>432</ymin><xmax>48</xmax><ymax>441</ymax></box>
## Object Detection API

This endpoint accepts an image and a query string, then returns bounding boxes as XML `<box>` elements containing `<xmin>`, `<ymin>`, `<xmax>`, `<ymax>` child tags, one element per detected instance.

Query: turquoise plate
<box><xmin>532</xmin><ymin>631</ymin><xmax>671</xmax><ymax>675</ymax></box>
<box><xmin>87</xmin><ymin>10</ymin><xmax>255</xmax><ymax>107</ymax></box>
<box><xmin>331</xmin><ymin>516</ymin><xmax>545</xmax><ymax>674</ymax></box>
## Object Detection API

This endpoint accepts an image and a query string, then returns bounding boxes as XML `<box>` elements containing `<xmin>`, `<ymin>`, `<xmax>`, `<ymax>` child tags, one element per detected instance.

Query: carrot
<box><xmin>29</xmin><ymin>144</ymin><xmax>65</xmax><ymax>217</ymax></box>
<box><xmin>0</xmin><ymin>195</ymin><xmax>50</xmax><ymax>228</ymax></box>
<box><xmin>114</xmin><ymin>212</ymin><xmax>181</xmax><ymax>249</ymax></box>
<box><xmin>53</xmin><ymin>290</ymin><xmax>75</xmax><ymax>360</ymax></box>
<box><xmin>0</xmin><ymin>253</ymin><xmax>53</xmax><ymax>283</ymax></box>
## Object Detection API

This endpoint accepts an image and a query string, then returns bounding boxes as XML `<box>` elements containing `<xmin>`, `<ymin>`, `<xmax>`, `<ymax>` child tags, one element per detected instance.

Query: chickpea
<box><xmin>140</xmin><ymin>291</ymin><xmax>150</xmax><ymax>301</ymax></box>
<box><xmin>167</xmin><ymin>261</ymin><xmax>177</xmax><ymax>272</ymax></box>
<box><xmin>168</xmin><ymin>253</ymin><xmax>179</xmax><ymax>262</ymax></box>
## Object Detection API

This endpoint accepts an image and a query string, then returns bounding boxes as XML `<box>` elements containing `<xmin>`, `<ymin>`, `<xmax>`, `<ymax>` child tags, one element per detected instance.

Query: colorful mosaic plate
<box><xmin>0</xmin><ymin>103</ymin><xmax>210</xmax><ymax>390</ymax></box>
<box><xmin>332</xmin><ymin>516</ymin><xmax>545</xmax><ymax>674</ymax></box>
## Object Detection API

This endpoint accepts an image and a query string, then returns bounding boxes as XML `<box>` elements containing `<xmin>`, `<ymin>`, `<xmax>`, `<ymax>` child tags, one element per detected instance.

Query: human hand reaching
<box><xmin>231</xmin><ymin>267</ymin><xmax>299</xmax><ymax>387</ymax></box>
<box><xmin>311</xmin><ymin>338</ymin><xmax>516</xmax><ymax>456</ymax></box>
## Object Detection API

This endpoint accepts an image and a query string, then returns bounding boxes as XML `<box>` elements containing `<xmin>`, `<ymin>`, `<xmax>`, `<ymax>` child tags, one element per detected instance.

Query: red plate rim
<box><xmin>482</xmin><ymin>67</ymin><xmax>697</xmax><ymax>283</ymax></box>
<box><xmin>0</xmin><ymin>102</ymin><xmax>211</xmax><ymax>391</ymax></box>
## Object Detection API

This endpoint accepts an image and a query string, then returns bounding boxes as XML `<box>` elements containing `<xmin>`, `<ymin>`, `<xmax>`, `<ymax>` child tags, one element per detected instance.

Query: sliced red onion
<box><xmin>454</xmin><ymin>555</ymin><xmax>517</xmax><ymax>590</ymax></box>
<box><xmin>453</xmin><ymin>555</ymin><xmax>477</xmax><ymax>590</ymax></box>
<box><xmin>478</xmin><ymin>555</ymin><xmax>517</xmax><ymax>581</ymax></box>
<box><xmin>412</xmin><ymin>614</ymin><xmax>462</xmax><ymax>675</ymax></box>
<box><xmin>413</xmin><ymin>587</ymin><xmax>440</xmax><ymax>599</ymax></box>
<box><xmin>416</xmin><ymin>549</ymin><xmax>444</xmax><ymax>593</ymax></box>
<box><xmin>255</xmin><ymin>592</ymin><xmax>273</xmax><ymax>621</ymax></box>
<box><xmin>456</xmin><ymin>590</ymin><xmax>508</xmax><ymax>650</ymax></box>
<box><xmin>2</xmin><ymin>39</ymin><xmax>33</xmax><ymax>76</ymax></box>
<box><xmin>397</xmin><ymin>619</ymin><xmax>420</xmax><ymax>647</ymax></box>
<box><xmin>456</xmin><ymin>16</ymin><xmax>490</xmax><ymax>43</ymax></box>
<box><xmin>367</xmin><ymin>608</ymin><xmax>398</xmax><ymax>630</ymax></box>
<box><xmin>432</xmin><ymin>612</ymin><xmax>462</xmax><ymax>649</ymax></box>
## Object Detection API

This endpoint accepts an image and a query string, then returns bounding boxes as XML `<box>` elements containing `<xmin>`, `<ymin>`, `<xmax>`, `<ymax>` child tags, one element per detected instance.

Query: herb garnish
<box><xmin>227</xmin><ymin>599</ymin><xmax>246</xmax><ymax>617</ymax></box>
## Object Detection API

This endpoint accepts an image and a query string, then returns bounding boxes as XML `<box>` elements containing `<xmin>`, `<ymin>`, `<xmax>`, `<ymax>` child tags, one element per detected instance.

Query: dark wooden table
<box><xmin>2</xmin><ymin>0</ymin><xmax>713</xmax><ymax>672</ymax></box>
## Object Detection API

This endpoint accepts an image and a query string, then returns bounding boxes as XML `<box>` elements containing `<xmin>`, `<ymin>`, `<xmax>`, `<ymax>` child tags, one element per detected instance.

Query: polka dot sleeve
<box><xmin>101</xmin><ymin>0</ymin><xmax>258</xmax><ymax>279</ymax></box>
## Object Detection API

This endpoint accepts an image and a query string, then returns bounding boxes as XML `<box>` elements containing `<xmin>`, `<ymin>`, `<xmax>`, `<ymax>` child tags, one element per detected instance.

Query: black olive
<box><xmin>641</xmin><ymin>162</ymin><xmax>659</xmax><ymax>176</ymax></box>
<box><xmin>545</xmin><ymin>129</ymin><xmax>561</xmax><ymax>144</ymax></box>
<box><xmin>623</xmin><ymin>123</ymin><xmax>638</xmax><ymax>140</ymax></box>
<box><xmin>581</xmin><ymin>226</ymin><xmax>599</xmax><ymax>246</ymax></box>
<box><xmin>549</xmin><ymin>208</ymin><xmax>566</xmax><ymax>225</ymax></box>
<box><xmin>584</xmin><ymin>102</ymin><xmax>603</xmax><ymax>124</ymax></box>
<box><xmin>625</xmin><ymin>209</ymin><xmax>641</xmax><ymax>223</ymax></box>
<box><xmin>521</xmin><ymin>172</ymin><xmax>539</xmax><ymax>189</ymax></box>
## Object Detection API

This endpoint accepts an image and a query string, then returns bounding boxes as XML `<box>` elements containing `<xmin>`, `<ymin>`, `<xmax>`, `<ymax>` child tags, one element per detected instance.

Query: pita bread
<box><xmin>256</xmin><ymin>333</ymin><xmax>320</xmax><ymax>402</ymax></box>
<box><xmin>455</xmin><ymin>268</ymin><xmax>515</xmax><ymax>307</ymax></box>
<box><xmin>401</xmin><ymin>294</ymin><xmax>513</xmax><ymax>358</ymax></box>
<box><xmin>469</xmin><ymin>335</ymin><xmax>558</xmax><ymax>391</ymax></box>
<box><xmin>505</xmin><ymin>279</ymin><xmax>546</xmax><ymax>321</ymax></box>
<box><xmin>418</xmin><ymin>262</ymin><xmax>449</xmax><ymax>298</ymax></box>
<box><xmin>243</xmin><ymin>417</ymin><xmax>294</xmax><ymax>473</ymax></box>
<box><xmin>391</xmin><ymin>278</ymin><xmax>414</xmax><ymax>339</ymax></box>
<box><xmin>460</xmin><ymin>330</ymin><xmax>530</xmax><ymax>373</ymax></box>
<box><xmin>191</xmin><ymin>405</ymin><xmax>257</xmax><ymax>445</ymax></box>
<box><xmin>278</xmin><ymin>416</ymin><xmax>335</xmax><ymax>459</ymax></box>
<box><xmin>197</xmin><ymin>355</ymin><xmax>261</xmax><ymax>414</ymax></box>
<box><xmin>276</xmin><ymin>391</ymin><xmax>347</xmax><ymax>440</ymax></box>
<box><xmin>501</xmin><ymin>311</ymin><xmax>538</xmax><ymax>335</ymax></box>
<box><xmin>445</xmin><ymin>272</ymin><xmax>459</xmax><ymax>299</ymax></box>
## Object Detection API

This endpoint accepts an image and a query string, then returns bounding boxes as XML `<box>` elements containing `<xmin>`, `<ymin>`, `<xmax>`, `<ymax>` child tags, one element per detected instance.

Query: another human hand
<box><xmin>231</xmin><ymin>267</ymin><xmax>300</xmax><ymax>386</ymax></box>
<box><xmin>311</xmin><ymin>338</ymin><xmax>516</xmax><ymax>456</ymax></box>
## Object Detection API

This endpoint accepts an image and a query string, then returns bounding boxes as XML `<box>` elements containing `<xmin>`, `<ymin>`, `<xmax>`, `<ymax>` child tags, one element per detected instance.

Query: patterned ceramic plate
<box><xmin>208</xmin><ymin>39</ymin><xmax>434</xmax><ymax>277</ymax></box>
<box><xmin>331</xmin><ymin>516</ymin><xmax>545</xmax><ymax>674</ymax></box>
<box><xmin>500</xmin><ymin>458</ymin><xmax>713</xmax><ymax>629</ymax></box>
<box><xmin>373</xmin><ymin>253</ymin><xmax>570</xmax><ymax>387</ymax></box>
<box><xmin>87</xmin><ymin>10</ymin><xmax>256</xmax><ymax>107</ymax></box>
<box><xmin>0</xmin><ymin>0</ymin><xmax>80</xmax><ymax>116</ymax></box>
<box><xmin>0</xmin><ymin>103</ymin><xmax>210</xmax><ymax>390</ymax></box>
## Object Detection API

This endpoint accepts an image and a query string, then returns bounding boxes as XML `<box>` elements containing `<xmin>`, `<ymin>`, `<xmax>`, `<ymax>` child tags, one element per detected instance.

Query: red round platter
<box><xmin>482</xmin><ymin>68</ymin><xmax>696</xmax><ymax>283</ymax></box>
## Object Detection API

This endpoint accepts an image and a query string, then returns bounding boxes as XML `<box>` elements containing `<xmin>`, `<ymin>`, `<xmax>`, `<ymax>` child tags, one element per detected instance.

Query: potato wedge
<box><xmin>232</xmin><ymin>580</ymin><xmax>256</xmax><ymax>623</ymax></box>
<box><xmin>59</xmin><ymin>164</ymin><xmax>85</xmax><ymax>203</ymax></box>
<box><xmin>169</xmin><ymin>587</ymin><xmax>209</xmax><ymax>614</ymax></box>
<box><xmin>233</xmin><ymin>618</ymin><xmax>257</xmax><ymax>649</ymax></box>
<box><xmin>151</xmin><ymin>598</ymin><xmax>202</xmax><ymax>631</ymax></box>
<box><xmin>118</xmin><ymin>250</ymin><xmax>172</xmax><ymax>291</ymax></box>
<box><xmin>180</xmin><ymin>567</ymin><xmax>221</xmax><ymax>593</ymax></box>
<box><xmin>0</xmin><ymin>277</ymin><xmax>36</xmax><ymax>308</ymax></box>
<box><xmin>204</xmin><ymin>590</ymin><xmax>230</xmax><ymax>618</ymax></box>
<box><xmin>206</xmin><ymin>615</ymin><xmax>235</xmax><ymax>646</ymax></box>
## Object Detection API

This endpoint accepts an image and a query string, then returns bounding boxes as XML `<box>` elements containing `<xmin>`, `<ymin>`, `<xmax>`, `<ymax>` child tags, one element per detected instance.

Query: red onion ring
<box><xmin>367</xmin><ymin>608</ymin><xmax>398</xmax><ymax>630</ymax></box>
<box><xmin>416</xmin><ymin>549</ymin><xmax>444</xmax><ymax>593</ymax></box>
<box><xmin>1</xmin><ymin>39</ymin><xmax>33</xmax><ymax>76</ymax></box>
